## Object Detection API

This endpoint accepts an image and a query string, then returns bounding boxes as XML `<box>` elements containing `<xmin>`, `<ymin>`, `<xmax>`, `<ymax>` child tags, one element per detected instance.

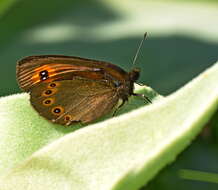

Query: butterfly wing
<box><xmin>17</xmin><ymin>55</ymin><xmax>128</xmax><ymax>91</ymax></box>
<box><xmin>30</xmin><ymin>78</ymin><xmax>119</xmax><ymax>125</ymax></box>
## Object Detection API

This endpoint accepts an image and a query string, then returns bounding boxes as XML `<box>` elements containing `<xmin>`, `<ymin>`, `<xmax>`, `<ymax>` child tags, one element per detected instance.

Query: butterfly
<box><xmin>16</xmin><ymin>35</ymin><xmax>150</xmax><ymax>126</ymax></box>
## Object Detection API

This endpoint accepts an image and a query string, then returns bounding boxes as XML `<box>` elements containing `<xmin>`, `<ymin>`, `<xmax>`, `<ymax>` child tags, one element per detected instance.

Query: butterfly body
<box><xmin>16</xmin><ymin>55</ymin><xmax>140</xmax><ymax>126</ymax></box>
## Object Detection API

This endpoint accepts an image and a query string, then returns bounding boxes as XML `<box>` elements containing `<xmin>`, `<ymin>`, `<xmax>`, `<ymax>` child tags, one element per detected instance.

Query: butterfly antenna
<box><xmin>132</xmin><ymin>32</ymin><xmax>147</xmax><ymax>67</ymax></box>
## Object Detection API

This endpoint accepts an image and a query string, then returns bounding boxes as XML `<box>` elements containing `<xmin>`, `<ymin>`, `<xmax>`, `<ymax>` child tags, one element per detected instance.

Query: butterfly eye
<box><xmin>42</xmin><ymin>88</ymin><xmax>57</xmax><ymax>96</ymax></box>
<box><xmin>42</xmin><ymin>98</ymin><xmax>55</xmax><ymax>106</ymax></box>
<box><xmin>51</xmin><ymin>106</ymin><xmax>64</xmax><ymax>115</ymax></box>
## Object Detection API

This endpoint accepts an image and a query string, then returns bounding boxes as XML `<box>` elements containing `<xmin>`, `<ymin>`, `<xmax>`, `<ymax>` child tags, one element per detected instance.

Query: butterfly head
<box><xmin>128</xmin><ymin>68</ymin><xmax>140</xmax><ymax>82</ymax></box>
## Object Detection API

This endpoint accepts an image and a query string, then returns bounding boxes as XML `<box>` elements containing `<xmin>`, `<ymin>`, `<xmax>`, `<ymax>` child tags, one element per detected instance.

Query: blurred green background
<box><xmin>0</xmin><ymin>0</ymin><xmax>218</xmax><ymax>189</ymax></box>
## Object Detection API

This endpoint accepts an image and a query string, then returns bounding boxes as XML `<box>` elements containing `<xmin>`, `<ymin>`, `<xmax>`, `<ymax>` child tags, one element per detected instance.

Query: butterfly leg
<box><xmin>132</xmin><ymin>93</ymin><xmax>152</xmax><ymax>104</ymax></box>
<box><xmin>112</xmin><ymin>98</ymin><xmax>127</xmax><ymax>116</ymax></box>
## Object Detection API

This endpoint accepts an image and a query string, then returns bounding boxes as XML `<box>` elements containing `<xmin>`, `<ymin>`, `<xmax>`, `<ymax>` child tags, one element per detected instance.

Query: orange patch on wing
<box><xmin>31</xmin><ymin>65</ymin><xmax>56</xmax><ymax>82</ymax></box>
<box><xmin>29</xmin><ymin>63</ymin><xmax>100</xmax><ymax>87</ymax></box>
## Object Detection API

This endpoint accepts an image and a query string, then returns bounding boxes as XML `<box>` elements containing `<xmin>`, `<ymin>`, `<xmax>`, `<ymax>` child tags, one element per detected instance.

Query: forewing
<box><xmin>30</xmin><ymin>78</ymin><xmax>119</xmax><ymax>125</ymax></box>
<box><xmin>16</xmin><ymin>55</ymin><xmax>128</xmax><ymax>92</ymax></box>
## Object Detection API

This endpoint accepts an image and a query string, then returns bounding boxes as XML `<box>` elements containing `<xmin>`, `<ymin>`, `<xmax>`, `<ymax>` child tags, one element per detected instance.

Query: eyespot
<box><xmin>49</xmin><ymin>83</ymin><xmax>56</xmax><ymax>88</ymax></box>
<box><xmin>51</xmin><ymin>106</ymin><xmax>64</xmax><ymax>115</ymax></box>
<box><xmin>42</xmin><ymin>98</ymin><xmax>55</xmax><ymax>106</ymax></box>
<box><xmin>39</xmin><ymin>70</ymin><xmax>48</xmax><ymax>76</ymax></box>
<box><xmin>42</xmin><ymin>88</ymin><xmax>57</xmax><ymax>96</ymax></box>
<box><xmin>45</xmin><ymin>89</ymin><xmax>52</xmax><ymax>95</ymax></box>
<box><xmin>48</xmin><ymin>82</ymin><xmax>60</xmax><ymax>88</ymax></box>
<box><xmin>64</xmin><ymin>115</ymin><xmax>72</xmax><ymax>122</ymax></box>
<box><xmin>39</xmin><ymin>70</ymin><xmax>49</xmax><ymax>81</ymax></box>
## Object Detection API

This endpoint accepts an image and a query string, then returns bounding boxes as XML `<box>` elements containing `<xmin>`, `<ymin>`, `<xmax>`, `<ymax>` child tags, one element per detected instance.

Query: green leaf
<box><xmin>0</xmin><ymin>84</ymin><xmax>159</xmax><ymax>177</ymax></box>
<box><xmin>0</xmin><ymin>0</ymin><xmax>19</xmax><ymax>18</ymax></box>
<box><xmin>0</xmin><ymin>61</ymin><xmax>217</xmax><ymax>189</ymax></box>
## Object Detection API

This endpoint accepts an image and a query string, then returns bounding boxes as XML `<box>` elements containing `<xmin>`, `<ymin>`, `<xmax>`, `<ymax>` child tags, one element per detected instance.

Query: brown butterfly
<box><xmin>16</xmin><ymin>34</ymin><xmax>150</xmax><ymax>126</ymax></box>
